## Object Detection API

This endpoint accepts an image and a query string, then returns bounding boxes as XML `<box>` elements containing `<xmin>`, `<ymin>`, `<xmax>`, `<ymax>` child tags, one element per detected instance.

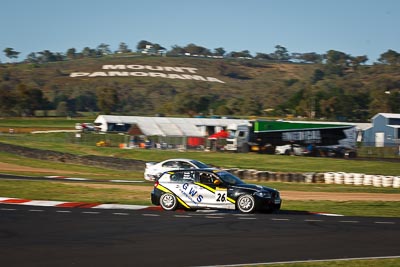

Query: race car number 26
<box><xmin>215</xmin><ymin>188</ymin><xmax>227</xmax><ymax>203</ymax></box>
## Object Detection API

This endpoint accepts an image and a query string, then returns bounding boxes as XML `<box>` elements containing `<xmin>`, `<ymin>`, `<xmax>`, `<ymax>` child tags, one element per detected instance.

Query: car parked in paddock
<box><xmin>275</xmin><ymin>144</ymin><xmax>308</xmax><ymax>156</ymax></box>
<box><xmin>151</xmin><ymin>169</ymin><xmax>281</xmax><ymax>213</ymax></box>
<box><xmin>144</xmin><ymin>158</ymin><xmax>212</xmax><ymax>181</ymax></box>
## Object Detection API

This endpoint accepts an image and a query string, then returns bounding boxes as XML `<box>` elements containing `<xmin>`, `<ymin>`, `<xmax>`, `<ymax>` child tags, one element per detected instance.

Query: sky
<box><xmin>1</xmin><ymin>0</ymin><xmax>399</xmax><ymax>63</ymax></box>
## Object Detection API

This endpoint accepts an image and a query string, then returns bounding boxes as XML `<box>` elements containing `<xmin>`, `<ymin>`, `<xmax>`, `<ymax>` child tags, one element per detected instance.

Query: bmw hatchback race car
<box><xmin>151</xmin><ymin>169</ymin><xmax>281</xmax><ymax>213</ymax></box>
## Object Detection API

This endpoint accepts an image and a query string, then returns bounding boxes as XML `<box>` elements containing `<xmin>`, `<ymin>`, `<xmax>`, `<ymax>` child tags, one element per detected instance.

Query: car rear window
<box><xmin>190</xmin><ymin>160</ymin><xmax>209</xmax><ymax>168</ymax></box>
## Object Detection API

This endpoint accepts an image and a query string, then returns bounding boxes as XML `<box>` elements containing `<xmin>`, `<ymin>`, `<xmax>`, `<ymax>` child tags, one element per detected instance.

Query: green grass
<box><xmin>1</xmin><ymin>180</ymin><xmax>399</xmax><ymax>217</ymax></box>
<box><xmin>0</xmin><ymin>117</ymin><xmax>88</xmax><ymax>128</ymax></box>
<box><xmin>0</xmin><ymin>151</ymin><xmax>143</xmax><ymax>180</ymax></box>
<box><xmin>1</xmin><ymin>132</ymin><xmax>400</xmax><ymax>175</ymax></box>
<box><xmin>283</xmin><ymin>200</ymin><xmax>400</xmax><ymax>217</ymax></box>
<box><xmin>0</xmin><ymin>180</ymin><xmax>151</xmax><ymax>205</ymax></box>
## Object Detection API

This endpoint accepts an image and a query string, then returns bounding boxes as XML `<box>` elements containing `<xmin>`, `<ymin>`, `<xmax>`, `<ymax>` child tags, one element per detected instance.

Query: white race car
<box><xmin>151</xmin><ymin>169</ymin><xmax>282</xmax><ymax>213</ymax></box>
<box><xmin>144</xmin><ymin>158</ymin><xmax>211</xmax><ymax>181</ymax></box>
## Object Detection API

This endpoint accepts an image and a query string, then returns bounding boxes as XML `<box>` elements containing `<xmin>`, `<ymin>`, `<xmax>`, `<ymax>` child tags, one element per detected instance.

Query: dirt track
<box><xmin>0</xmin><ymin>162</ymin><xmax>84</xmax><ymax>174</ymax></box>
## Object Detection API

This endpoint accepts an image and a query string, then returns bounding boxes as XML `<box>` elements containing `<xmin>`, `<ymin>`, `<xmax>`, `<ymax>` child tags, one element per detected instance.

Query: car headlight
<box><xmin>255</xmin><ymin>191</ymin><xmax>271</xmax><ymax>198</ymax></box>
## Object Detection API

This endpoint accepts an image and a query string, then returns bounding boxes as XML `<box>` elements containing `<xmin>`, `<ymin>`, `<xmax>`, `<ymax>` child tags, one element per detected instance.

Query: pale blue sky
<box><xmin>1</xmin><ymin>0</ymin><xmax>399</xmax><ymax>63</ymax></box>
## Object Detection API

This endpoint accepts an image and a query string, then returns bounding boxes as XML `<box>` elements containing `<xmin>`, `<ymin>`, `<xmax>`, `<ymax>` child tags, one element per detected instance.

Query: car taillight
<box><xmin>154</xmin><ymin>181</ymin><xmax>159</xmax><ymax>187</ymax></box>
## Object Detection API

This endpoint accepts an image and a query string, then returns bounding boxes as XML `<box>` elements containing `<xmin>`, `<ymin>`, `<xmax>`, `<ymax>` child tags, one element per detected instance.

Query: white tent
<box><xmin>94</xmin><ymin>115</ymin><xmax>249</xmax><ymax>137</ymax></box>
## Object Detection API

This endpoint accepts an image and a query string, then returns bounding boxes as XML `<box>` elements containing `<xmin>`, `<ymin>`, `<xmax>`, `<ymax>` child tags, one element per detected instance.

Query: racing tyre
<box><xmin>237</xmin><ymin>194</ymin><xmax>255</xmax><ymax>213</ymax></box>
<box><xmin>160</xmin><ymin>193</ymin><xmax>178</xmax><ymax>211</ymax></box>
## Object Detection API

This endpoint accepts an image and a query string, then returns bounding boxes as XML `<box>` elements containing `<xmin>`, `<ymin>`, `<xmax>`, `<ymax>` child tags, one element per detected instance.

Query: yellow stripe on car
<box><xmin>194</xmin><ymin>182</ymin><xmax>235</xmax><ymax>204</ymax></box>
<box><xmin>176</xmin><ymin>197</ymin><xmax>190</xmax><ymax>209</ymax></box>
<box><xmin>157</xmin><ymin>184</ymin><xmax>172</xmax><ymax>193</ymax></box>
<box><xmin>157</xmin><ymin>184</ymin><xmax>191</xmax><ymax>209</ymax></box>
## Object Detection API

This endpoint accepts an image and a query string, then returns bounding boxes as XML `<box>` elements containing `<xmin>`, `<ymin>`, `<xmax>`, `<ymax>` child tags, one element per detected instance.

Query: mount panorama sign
<box><xmin>69</xmin><ymin>64</ymin><xmax>225</xmax><ymax>83</ymax></box>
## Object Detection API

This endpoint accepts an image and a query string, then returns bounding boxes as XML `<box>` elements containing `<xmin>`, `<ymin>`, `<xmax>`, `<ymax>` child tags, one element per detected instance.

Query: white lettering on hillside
<box><xmin>102</xmin><ymin>65</ymin><xmax>198</xmax><ymax>73</ymax></box>
<box><xmin>70</xmin><ymin>65</ymin><xmax>225</xmax><ymax>83</ymax></box>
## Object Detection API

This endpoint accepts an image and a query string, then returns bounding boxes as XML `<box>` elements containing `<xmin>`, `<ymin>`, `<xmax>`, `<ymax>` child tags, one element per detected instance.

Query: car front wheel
<box><xmin>160</xmin><ymin>193</ymin><xmax>178</xmax><ymax>211</ymax></box>
<box><xmin>237</xmin><ymin>194</ymin><xmax>255</xmax><ymax>213</ymax></box>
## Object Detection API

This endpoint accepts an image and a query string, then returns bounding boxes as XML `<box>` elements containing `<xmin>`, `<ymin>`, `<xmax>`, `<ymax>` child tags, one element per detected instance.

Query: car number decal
<box><xmin>215</xmin><ymin>188</ymin><xmax>227</xmax><ymax>203</ymax></box>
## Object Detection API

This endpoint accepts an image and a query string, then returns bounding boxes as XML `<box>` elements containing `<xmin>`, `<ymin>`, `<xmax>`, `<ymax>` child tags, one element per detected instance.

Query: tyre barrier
<box><xmin>324</xmin><ymin>172</ymin><xmax>335</xmax><ymax>184</ymax></box>
<box><xmin>363</xmin><ymin>174</ymin><xmax>374</xmax><ymax>186</ymax></box>
<box><xmin>353</xmin><ymin>173</ymin><xmax>364</xmax><ymax>186</ymax></box>
<box><xmin>382</xmin><ymin>176</ymin><xmax>394</xmax><ymax>188</ymax></box>
<box><xmin>372</xmin><ymin>175</ymin><xmax>383</xmax><ymax>187</ymax></box>
<box><xmin>224</xmin><ymin>169</ymin><xmax>399</xmax><ymax>188</ymax></box>
<box><xmin>334</xmin><ymin>172</ymin><xmax>345</xmax><ymax>184</ymax></box>
<box><xmin>344</xmin><ymin>173</ymin><xmax>354</xmax><ymax>185</ymax></box>
<box><xmin>393</xmin><ymin>176</ymin><xmax>400</xmax><ymax>188</ymax></box>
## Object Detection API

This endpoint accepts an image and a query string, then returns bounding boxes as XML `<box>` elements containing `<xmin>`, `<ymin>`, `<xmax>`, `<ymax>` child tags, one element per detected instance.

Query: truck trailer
<box><xmin>225</xmin><ymin>120</ymin><xmax>356</xmax><ymax>154</ymax></box>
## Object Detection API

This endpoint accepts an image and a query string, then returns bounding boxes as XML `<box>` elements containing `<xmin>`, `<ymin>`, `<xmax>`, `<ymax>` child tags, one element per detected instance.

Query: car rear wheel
<box><xmin>237</xmin><ymin>194</ymin><xmax>255</xmax><ymax>213</ymax></box>
<box><xmin>160</xmin><ymin>193</ymin><xmax>178</xmax><ymax>211</ymax></box>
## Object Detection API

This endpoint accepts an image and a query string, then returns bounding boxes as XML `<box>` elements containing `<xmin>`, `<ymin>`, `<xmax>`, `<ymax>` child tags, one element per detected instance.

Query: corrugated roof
<box><xmin>95</xmin><ymin>115</ymin><xmax>248</xmax><ymax>137</ymax></box>
<box><xmin>372</xmin><ymin>113</ymin><xmax>400</xmax><ymax>120</ymax></box>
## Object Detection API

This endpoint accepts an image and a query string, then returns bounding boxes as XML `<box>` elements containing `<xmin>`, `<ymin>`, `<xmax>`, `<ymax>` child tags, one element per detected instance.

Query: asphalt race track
<box><xmin>0</xmin><ymin>204</ymin><xmax>399</xmax><ymax>267</ymax></box>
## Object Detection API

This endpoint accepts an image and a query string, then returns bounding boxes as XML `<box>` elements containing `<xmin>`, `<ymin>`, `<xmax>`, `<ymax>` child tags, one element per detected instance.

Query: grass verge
<box><xmin>1</xmin><ymin>180</ymin><xmax>399</xmax><ymax>217</ymax></box>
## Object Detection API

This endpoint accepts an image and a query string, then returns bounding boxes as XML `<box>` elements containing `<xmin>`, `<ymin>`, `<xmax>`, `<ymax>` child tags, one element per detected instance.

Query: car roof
<box><xmin>165</xmin><ymin>168</ymin><xmax>220</xmax><ymax>173</ymax></box>
<box><xmin>161</xmin><ymin>158</ymin><xmax>199</xmax><ymax>162</ymax></box>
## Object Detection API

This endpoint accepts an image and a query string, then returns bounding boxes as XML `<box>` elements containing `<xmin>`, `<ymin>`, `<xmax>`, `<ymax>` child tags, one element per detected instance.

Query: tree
<box><xmin>15</xmin><ymin>84</ymin><xmax>48</xmax><ymax>116</ymax></box>
<box><xmin>75</xmin><ymin>91</ymin><xmax>98</xmax><ymax>111</ymax></box>
<box><xmin>378</xmin><ymin>49</ymin><xmax>400</xmax><ymax>65</ymax></box>
<box><xmin>117</xmin><ymin>42</ymin><xmax>131</xmax><ymax>53</ymax></box>
<box><xmin>97</xmin><ymin>43</ymin><xmax>111</xmax><ymax>55</ymax></box>
<box><xmin>96</xmin><ymin>87</ymin><xmax>118</xmax><ymax>114</ymax></box>
<box><xmin>167</xmin><ymin>45</ymin><xmax>185</xmax><ymax>56</ymax></box>
<box><xmin>26</xmin><ymin>52</ymin><xmax>38</xmax><ymax>63</ymax></box>
<box><xmin>324</xmin><ymin>50</ymin><xmax>350</xmax><ymax>66</ymax></box>
<box><xmin>3</xmin><ymin>48</ymin><xmax>20</xmax><ymax>61</ymax></box>
<box><xmin>350</xmin><ymin>55</ymin><xmax>368</xmax><ymax>67</ymax></box>
<box><xmin>66</xmin><ymin>48</ymin><xmax>77</xmax><ymax>60</ymax></box>
<box><xmin>272</xmin><ymin>45</ymin><xmax>290</xmax><ymax>61</ymax></box>
<box><xmin>56</xmin><ymin>101</ymin><xmax>68</xmax><ymax>116</ymax></box>
<box><xmin>228</xmin><ymin>50</ymin><xmax>252</xmax><ymax>58</ymax></box>
<box><xmin>240</xmin><ymin>97</ymin><xmax>262</xmax><ymax>115</ymax></box>
<box><xmin>171</xmin><ymin>92</ymin><xmax>199</xmax><ymax>115</ymax></box>
<box><xmin>37</xmin><ymin>50</ymin><xmax>62</xmax><ymax>63</ymax></box>
<box><xmin>183</xmin><ymin>43</ymin><xmax>211</xmax><ymax>56</ymax></box>
<box><xmin>137</xmin><ymin>40</ymin><xmax>152</xmax><ymax>51</ymax></box>
<box><xmin>81</xmin><ymin>47</ymin><xmax>98</xmax><ymax>57</ymax></box>
<box><xmin>0</xmin><ymin>86</ymin><xmax>16</xmax><ymax>115</ymax></box>
<box><xmin>213</xmin><ymin>47</ymin><xmax>226</xmax><ymax>57</ymax></box>
<box><xmin>292</xmin><ymin>52</ymin><xmax>323</xmax><ymax>63</ymax></box>
<box><xmin>255</xmin><ymin>53</ymin><xmax>273</xmax><ymax>60</ymax></box>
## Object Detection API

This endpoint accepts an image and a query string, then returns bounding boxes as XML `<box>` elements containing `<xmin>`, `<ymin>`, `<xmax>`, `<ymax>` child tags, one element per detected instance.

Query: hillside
<box><xmin>0</xmin><ymin>55</ymin><xmax>399</xmax><ymax>121</ymax></box>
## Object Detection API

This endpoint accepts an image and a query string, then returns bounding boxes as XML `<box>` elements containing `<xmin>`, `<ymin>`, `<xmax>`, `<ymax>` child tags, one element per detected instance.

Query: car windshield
<box><xmin>190</xmin><ymin>160</ymin><xmax>210</xmax><ymax>168</ymax></box>
<box><xmin>216</xmin><ymin>171</ymin><xmax>244</xmax><ymax>185</ymax></box>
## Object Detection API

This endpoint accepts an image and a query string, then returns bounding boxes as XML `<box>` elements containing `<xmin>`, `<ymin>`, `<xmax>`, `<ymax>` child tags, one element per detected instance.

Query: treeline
<box><xmin>3</xmin><ymin>39</ymin><xmax>400</xmax><ymax>65</ymax></box>
<box><xmin>1</xmin><ymin>40</ymin><xmax>400</xmax><ymax>121</ymax></box>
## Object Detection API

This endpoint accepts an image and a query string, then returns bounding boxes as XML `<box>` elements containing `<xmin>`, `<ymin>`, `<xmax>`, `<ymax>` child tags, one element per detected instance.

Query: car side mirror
<box><xmin>213</xmin><ymin>180</ymin><xmax>221</xmax><ymax>186</ymax></box>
